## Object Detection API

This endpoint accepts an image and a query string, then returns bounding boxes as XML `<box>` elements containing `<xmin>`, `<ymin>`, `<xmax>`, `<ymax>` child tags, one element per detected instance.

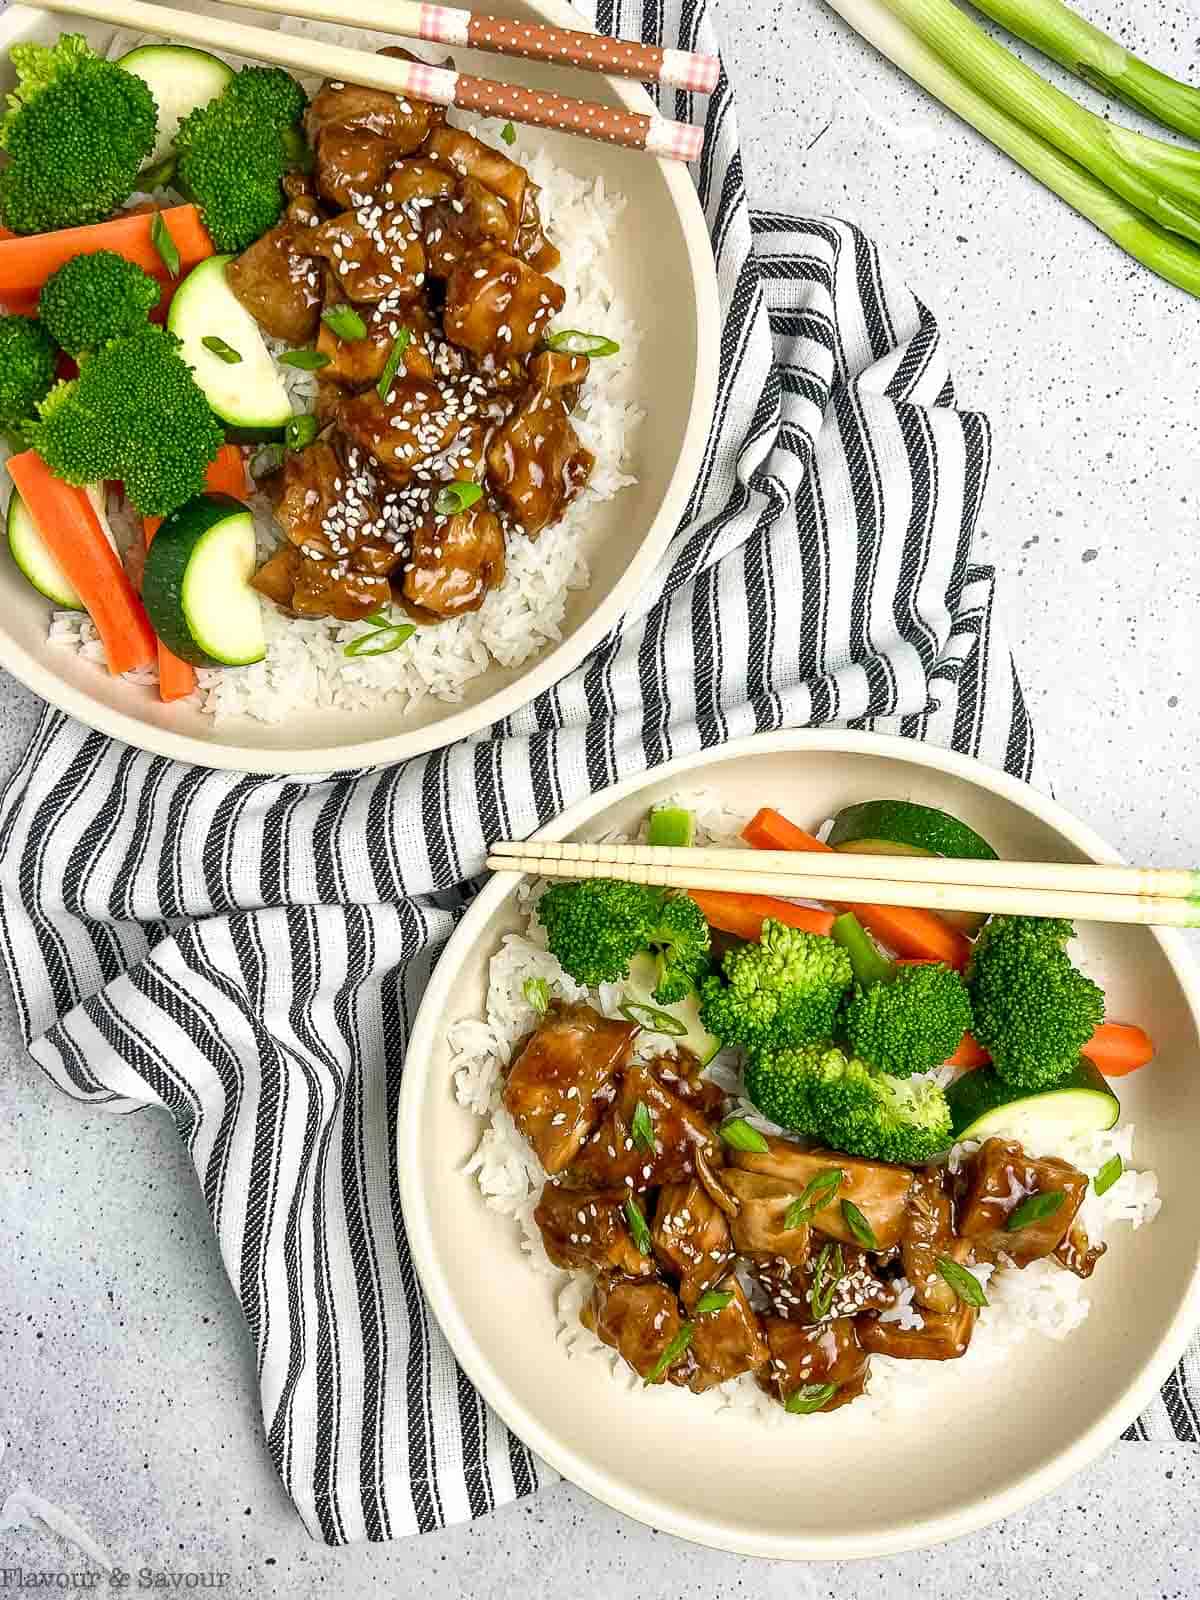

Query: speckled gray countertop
<box><xmin>3</xmin><ymin>2</ymin><xmax>1200</xmax><ymax>1595</ymax></box>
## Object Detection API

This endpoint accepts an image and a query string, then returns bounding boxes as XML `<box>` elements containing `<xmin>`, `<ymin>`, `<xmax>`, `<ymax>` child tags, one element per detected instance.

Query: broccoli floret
<box><xmin>967</xmin><ymin>915</ymin><xmax>1105</xmax><ymax>1091</ymax></box>
<box><xmin>745</xmin><ymin>1042</ymin><xmax>952</xmax><ymax>1165</ymax></box>
<box><xmin>173</xmin><ymin>67</ymin><xmax>307</xmax><ymax>253</ymax></box>
<box><xmin>38</xmin><ymin>251</ymin><xmax>161</xmax><ymax>357</ymax></box>
<box><xmin>0</xmin><ymin>36</ymin><xmax>157</xmax><ymax>235</ymax></box>
<box><xmin>28</xmin><ymin>325</ymin><xmax>223</xmax><ymax>516</ymax></box>
<box><xmin>841</xmin><ymin>962</ymin><xmax>973</xmax><ymax>1078</ymax></box>
<box><xmin>0</xmin><ymin>314</ymin><xmax>57</xmax><ymax>436</ymax></box>
<box><xmin>536</xmin><ymin>880</ymin><xmax>711</xmax><ymax>1002</ymax></box>
<box><xmin>699</xmin><ymin>919</ymin><xmax>851</xmax><ymax>1053</ymax></box>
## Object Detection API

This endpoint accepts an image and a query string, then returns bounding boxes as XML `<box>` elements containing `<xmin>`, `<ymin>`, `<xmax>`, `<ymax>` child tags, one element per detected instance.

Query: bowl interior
<box><xmin>0</xmin><ymin>0</ymin><xmax>716</xmax><ymax>771</ymax></box>
<box><xmin>400</xmin><ymin>734</ymin><xmax>1200</xmax><ymax>1558</ymax></box>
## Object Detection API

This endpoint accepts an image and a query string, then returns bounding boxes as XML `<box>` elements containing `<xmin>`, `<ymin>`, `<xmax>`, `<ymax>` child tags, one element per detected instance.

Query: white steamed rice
<box><xmin>41</xmin><ymin>24</ymin><xmax>643</xmax><ymax>722</ymax></box>
<box><xmin>450</xmin><ymin>788</ymin><xmax>1162</xmax><ymax>1425</ymax></box>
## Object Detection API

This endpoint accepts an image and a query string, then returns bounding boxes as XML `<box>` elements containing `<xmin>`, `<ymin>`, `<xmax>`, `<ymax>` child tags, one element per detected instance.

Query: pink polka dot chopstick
<box><xmin>32</xmin><ymin>0</ymin><xmax>711</xmax><ymax>162</ymax></box>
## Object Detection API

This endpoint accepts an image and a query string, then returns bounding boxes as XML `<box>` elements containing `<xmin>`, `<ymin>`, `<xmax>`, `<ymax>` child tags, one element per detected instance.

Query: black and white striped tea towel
<box><xmin>0</xmin><ymin>0</ymin><xmax>1184</xmax><ymax>1550</ymax></box>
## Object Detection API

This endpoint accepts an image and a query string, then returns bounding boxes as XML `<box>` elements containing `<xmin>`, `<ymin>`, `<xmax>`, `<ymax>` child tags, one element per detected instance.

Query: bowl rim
<box><xmin>398</xmin><ymin>728</ymin><xmax>1200</xmax><ymax>1560</ymax></box>
<box><xmin>0</xmin><ymin>0</ymin><xmax>721</xmax><ymax>775</ymax></box>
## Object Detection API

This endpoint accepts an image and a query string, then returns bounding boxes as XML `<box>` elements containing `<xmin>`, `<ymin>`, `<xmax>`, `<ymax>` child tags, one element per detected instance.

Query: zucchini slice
<box><xmin>119</xmin><ymin>44</ymin><xmax>234</xmax><ymax>166</ymax></box>
<box><xmin>828</xmin><ymin>800</ymin><xmax>998</xmax><ymax>936</ymax></box>
<box><xmin>946</xmin><ymin>1058</ymin><xmax>1120</xmax><ymax>1145</ymax></box>
<box><xmin>168</xmin><ymin>256</ymin><xmax>293</xmax><ymax>442</ymax></box>
<box><xmin>142</xmin><ymin>492</ymin><xmax>264</xmax><ymax>668</ymax></box>
<box><xmin>7</xmin><ymin>484</ymin><xmax>116</xmax><ymax>610</ymax></box>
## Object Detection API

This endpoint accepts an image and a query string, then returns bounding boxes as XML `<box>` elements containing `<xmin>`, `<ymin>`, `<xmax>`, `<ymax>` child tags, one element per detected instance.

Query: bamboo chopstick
<box><xmin>29</xmin><ymin>0</ymin><xmax>705</xmax><ymax>161</ymax></box>
<box><xmin>484</xmin><ymin>842</ymin><xmax>1200</xmax><ymax>929</ymax></box>
<box><xmin>200</xmin><ymin>0</ymin><xmax>720</xmax><ymax>94</ymax></box>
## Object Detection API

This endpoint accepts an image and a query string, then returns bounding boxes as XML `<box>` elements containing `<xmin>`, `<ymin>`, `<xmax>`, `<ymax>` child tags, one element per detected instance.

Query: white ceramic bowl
<box><xmin>0</xmin><ymin>0</ymin><xmax>719</xmax><ymax>773</ymax></box>
<box><xmin>399</xmin><ymin>730</ymin><xmax>1200</xmax><ymax>1559</ymax></box>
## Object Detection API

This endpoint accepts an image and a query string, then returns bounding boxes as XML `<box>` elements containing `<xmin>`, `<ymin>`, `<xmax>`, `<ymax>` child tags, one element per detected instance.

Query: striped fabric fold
<box><xmin>0</xmin><ymin>0</ymin><xmax>1183</xmax><ymax>1550</ymax></box>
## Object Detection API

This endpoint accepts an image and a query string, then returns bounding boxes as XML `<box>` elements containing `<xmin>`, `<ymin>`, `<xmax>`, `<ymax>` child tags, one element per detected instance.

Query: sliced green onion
<box><xmin>150</xmin><ymin>211</ymin><xmax>180</xmax><ymax>278</ymax></box>
<box><xmin>543</xmin><ymin>329</ymin><xmax>621</xmax><ymax>357</ymax></box>
<box><xmin>624</xmin><ymin>1195</ymin><xmax>652</xmax><ymax>1256</ymax></box>
<box><xmin>434</xmin><ymin>481</ymin><xmax>484</xmax><ymax>517</ymax></box>
<box><xmin>1094</xmin><ymin>1154</ymin><xmax>1124</xmax><ymax>1198</ymax></box>
<box><xmin>285</xmin><ymin>413</ymin><xmax>319</xmax><ymax>451</ymax></box>
<box><xmin>362</xmin><ymin>607</ymin><xmax>393</xmax><ymax>628</ymax></box>
<box><xmin>810</xmin><ymin>1242</ymin><xmax>845</xmax><ymax>1320</ymax></box>
<box><xmin>279</xmin><ymin>349</ymin><xmax>331</xmax><ymax>371</ymax></box>
<box><xmin>643</xmin><ymin>1322</ymin><xmax>692</xmax><ymax>1386</ymax></box>
<box><xmin>826</xmin><ymin>0</ymin><xmax>1200</xmax><ymax>300</ymax></box>
<box><xmin>716</xmin><ymin>1116</ymin><xmax>769</xmax><ymax>1154</ymax></box>
<box><xmin>840</xmin><ymin>1198</ymin><xmax>878</xmax><ymax>1251</ymax></box>
<box><xmin>618</xmin><ymin>1000</ymin><xmax>687</xmax><ymax>1038</ymax></box>
<box><xmin>935</xmin><ymin>1256</ymin><xmax>988</xmax><ymax>1308</ymax></box>
<box><xmin>500</xmin><ymin>121</ymin><xmax>517</xmax><ymax>145</ymax></box>
<box><xmin>630</xmin><ymin>1099</ymin><xmax>656</xmax><ymax>1153</ymax></box>
<box><xmin>646</xmin><ymin>806</ymin><xmax>696</xmax><ymax>848</ymax></box>
<box><xmin>1006</xmin><ymin>1189</ymin><xmax>1066</xmax><ymax>1232</ymax></box>
<box><xmin>377</xmin><ymin>328</ymin><xmax>412</xmax><ymax>398</ymax></box>
<box><xmin>343</xmin><ymin>623</ymin><xmax>416</xmax><ymax>658</ymax></box>
<box><xmin>201</xmin><ymin>335</ymin><xmax>242</xmax><ymax>365</ymax></box>
<box><xmin>522</xmin><ymin>976</ymin><xmax>549</xmax><ymax>1016</ymax></box>
<box><xmin>785</xmin><ymin>1382</ymin><xmax>837</xmax><ymax>1415</ymax></box>
<box><xmin>784</xmin><ymin>1168</ymin><xmax>843</xmax><ymax>1230</ymax></box>
<box><xmin>321</xmin><ymin>305</ymin><xmax>368</xmax><ymax>342</ymax></box>
<box><xmin>140</xmin><ymin>153</ymin><xmax>177</xmax><ymax>191</ymax></box>
<box><xmin>694</xmin><ymin>1289</ymin><xmax>733</xmax><ymax>1316</ymax></box>
<box><xmin>967</xmin><ymin>0</ymin><xmax>1200</xmax><ymax>143</ymax></box>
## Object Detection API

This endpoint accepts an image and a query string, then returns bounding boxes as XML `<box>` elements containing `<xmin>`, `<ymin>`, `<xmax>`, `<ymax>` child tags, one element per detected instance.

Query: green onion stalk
<box><xmin>877</xmin><ymin>0</ymin><xmax>1200</xmax><ymax>245</ymax></box>
<box><xmin>824</xmin><ymin>0</ymin><xmax>1200</xmax><ymax>299</ymax></box>
<box><xmin>968</xmin><ymin>0</ymin><xmax>1200</xmax><ymax>143</ymax></box>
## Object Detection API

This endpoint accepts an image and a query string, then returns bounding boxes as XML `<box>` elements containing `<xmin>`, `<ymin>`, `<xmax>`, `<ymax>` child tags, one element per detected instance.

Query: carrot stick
<box><xmin>0</xmin><ymin>206</ymin><xmax>214</xmax><ymax>304</ymax></box>
<box><xmin>947</xmin><ymin>1033</ymin><xmax>991</xmax><ymax>1069</ymax></box>
<box><xmin>8</xmin><ymin>452</ymin><xmax>155</xmax><ymax>676</ymax></box>
<box><xmin>1082</xmin><ymin>1021</ymin><xmax>1155</xmax><ymax>1077</ymax></box>
<box><xmin>687</xmin><ymin>888</ymin><xmax>836</xmax><ymax>943</ymax></box>
<box><xmin>741</xmin><ymin>807</ymin><xmax>973</xmax><ymax>970</ymax></box>
<box><xmin>142</xmin><ymin>447</ymin><xmax>248</xmax><ymax>702</ymax></box>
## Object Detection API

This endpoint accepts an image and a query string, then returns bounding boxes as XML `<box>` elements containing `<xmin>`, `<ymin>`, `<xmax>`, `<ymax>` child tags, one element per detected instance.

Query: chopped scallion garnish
<box><xmin>840</xmin><ymin>1198</ymin><xmax>877</xmax><ymax>1250</ymax></box>
<box><xmin>935</xmin><ymin>1256</ymin><xmax>988</xmax><ymax>1308</ymax></box>
<box><xmin>434</xmin><ymin>481</ymin><xmax>484</xmax><ymax>517</ymax></box>
<box><xmin>624</xmin><ymin>1195</ymin><xmax>652</xmax><ymax>1256</ymax></box>
<box><xmin>784</xmin><ymin>1168</ymin><xmax>843</xmax><ymax>1230</ymax></box>
<box><xmin>694</xmin><ymin>1289</ymin><xmax>734</xmax><ymax>1316</ymax></box>
<box><xmin>643</xmin><ymin>1322</ymin><xmax>693</xmax><ymax>1386</ymax></box>
<box><xmin>377</xmin><ymin>328</ymin><xmax>412</xmax><ymax>399</ymax></box>
<box><xmin>1094</xmin><ymin>1154</ymin><xmax>1124</xmax><ymax>1197</ymax></box>
<box><xmin>522</xmin><ymin>976</ymin><xmax>550</xmax><ymax>1016</ymax></box>
<box><xmin>630</xmin><ymin>1099</ymin><xmax>656</xmax><ymax>1153</ymax></box>
<box><xmin>500</xmin><ymin>121</ymin><xmax>517</xmax><ymax>145</ymax></box>
<box><xmin>1006</xmin><ymin>1189</ymin><xmax>1066</xmax><ymax>1232</ymax></box>
<box><xmin>150</xmin><ymin>211</ymin><xmax>181</xmax><ymax>279</ymax></box>
<box><xmin>342</xmin><ymin>622</ymin><xmax>416</xmax><ymax>658</ymax></box>
<box><xmin>784</xmin><ymin>1382</ymin><xmax>837</xmax><ymax>1415</ymax></box>
<box><xmin>321</xmin><ymin>305</ymin><xmax>368</xmax><ymax>342</ymax></box>
<box><xmin>201</xmin><ymin>335</ymin><xmax>242</xmax><ymax>365</ymax></box>
<box><xmin>543</xmin><ymin>328</ymin><xmax>621</xmax><ymax>357</ymax></box>
<box><xmin>716</xmin><ymin>1117</ymin><xmax>769</xmax><ymax>1154</ymax></box>
<box><xmin>618</xmin><ymin>1000</ymin><xmax>687</xmax><ymax>1038</ymax></box>
<box><xmin>809</xmin><ymin>1242</ymin><xmax>845</xmax><ymax>1320</ymax></box>
<box><xmin>279</xmin><ymin>349</ymin><xmax>331</xmax><ymax>371</ymax></box>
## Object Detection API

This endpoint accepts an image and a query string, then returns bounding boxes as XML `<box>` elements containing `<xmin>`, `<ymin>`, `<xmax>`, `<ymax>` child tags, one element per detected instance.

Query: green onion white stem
<box><xmin>825</xmin><ymin>0</ymin><xmax>1200</xmax><ymax>298</ymax></box>
<box><xmin>967</xmin><ymin>0</ymin><xmax>1200</xmax><ymax>142</ymax></box>
<box><xmin>876</xmin><ymin>0</ymin><xmax>1200</xmax><ymax>243</ymax></box>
